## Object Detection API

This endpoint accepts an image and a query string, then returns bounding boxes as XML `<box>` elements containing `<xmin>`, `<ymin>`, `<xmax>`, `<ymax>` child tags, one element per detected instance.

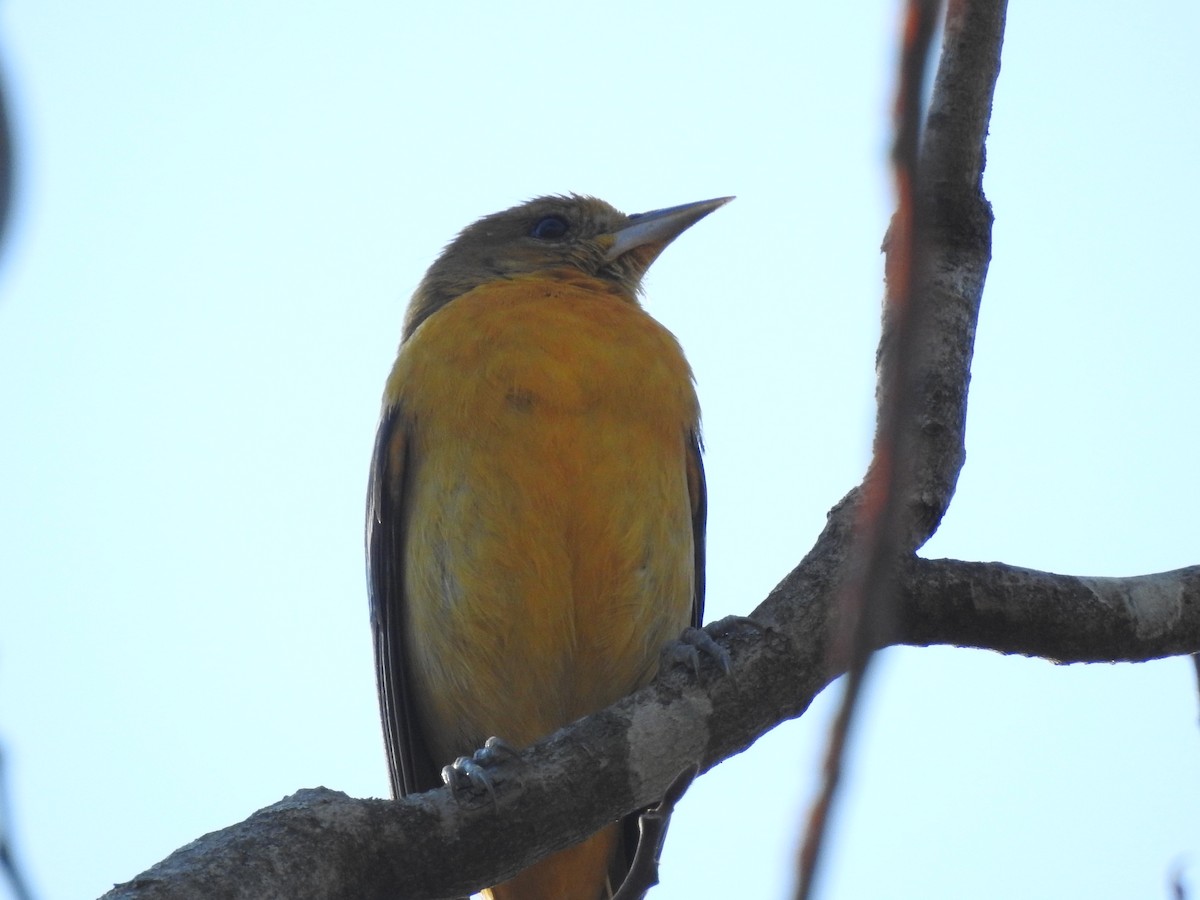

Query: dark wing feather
<box><xmin>615</xmin><ymin>427</ymin><xmax>709</xmax><ymax>887</ymax></box>
<box><xmin>366</xmin><ymin>403</ymin><xmax>440</xmax><ymax>797</ymax></box>
<box><xmin>686</xmin><ymin>428</ymin><xmax>707</xmax><ymax>629</ymax></box>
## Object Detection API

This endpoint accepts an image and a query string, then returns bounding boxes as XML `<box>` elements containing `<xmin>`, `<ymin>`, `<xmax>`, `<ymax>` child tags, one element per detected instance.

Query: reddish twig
<box><xmin>793</xmin><ymin>3</ymin><xmax>944</xmax><ymax>898</ymax></box>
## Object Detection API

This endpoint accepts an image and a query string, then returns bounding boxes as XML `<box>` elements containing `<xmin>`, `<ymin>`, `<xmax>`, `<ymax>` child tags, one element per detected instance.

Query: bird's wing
<box><xmin>366</xmin><ymin>403</ymin><xmax>440</xmax><ymax>797</ymax></box>
<box><xmin>613</xmin><ymin>428</ymin><xmax>709</xmax><ymax>889</ymax></box>
<box><xmin>686</xmin><ymin>428</ymin><xmax>707</xmax><ymax>629</ymax></box>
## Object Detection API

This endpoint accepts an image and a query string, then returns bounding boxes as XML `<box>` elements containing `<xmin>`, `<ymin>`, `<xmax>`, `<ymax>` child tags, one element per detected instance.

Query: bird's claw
<box><xmin>661</xmin><ymin>617</ymin><xmax>763</xmax><ymax>679</ymax></box>
<box><xmin>481</xmin><ymin>735</ymin><xmax>522</xmax><ymax>761</ymax></box>
<box><xmin>442</xmin><ymin>756</ymin><xmax>496</xmax><ymax>803</ymax></box>
<box><xmin>662</xmin><ymin>625</ymin><xmax>731</xmax><ymax>678</ymax></box>
<box><xmin>441</xmin><ymin>736</ymin><xmax>522</xmax><ymax>807</ymax></box>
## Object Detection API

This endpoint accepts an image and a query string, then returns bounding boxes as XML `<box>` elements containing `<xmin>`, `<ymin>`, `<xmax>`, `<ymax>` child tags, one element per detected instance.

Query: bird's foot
<box><xmin>661</xmin><ymin>616</ymin><xmax>764</xmax><ymax>679</ymax></box>
<box><xmin>661</xmin><ymin>626</ymin><xmax>730</xmax><ymax>678</ymax></box>
<box><xmin>441</xmin><ymin>736</ymin><xmax>521</xmax><ymax>808</ymax></box>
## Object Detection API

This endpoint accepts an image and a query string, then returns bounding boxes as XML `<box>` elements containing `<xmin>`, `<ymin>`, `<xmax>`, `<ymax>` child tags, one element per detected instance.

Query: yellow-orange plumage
<box><xmin>367</xmin><ymin>195</ymin><xmax>728</xmax><ymax>900</ymax></box>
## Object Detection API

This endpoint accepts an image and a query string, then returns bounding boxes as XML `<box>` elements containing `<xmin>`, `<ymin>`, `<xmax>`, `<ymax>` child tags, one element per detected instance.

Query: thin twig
<box><xmin>610</xmin><ymin>766</ymin><xmax>698</xmax><ymax>900</ymax></box>
<box><xmin>793</xmin><ymin>2</ymin><xmax>943</xmax><ymax>898</ymax></box>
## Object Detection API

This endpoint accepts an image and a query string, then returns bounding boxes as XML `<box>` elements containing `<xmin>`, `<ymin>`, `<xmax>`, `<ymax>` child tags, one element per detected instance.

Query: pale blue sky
<box><xmin>1</xmin><ymin>3</ymin><xmax>1197</xmax><ymax>899</ymax></box>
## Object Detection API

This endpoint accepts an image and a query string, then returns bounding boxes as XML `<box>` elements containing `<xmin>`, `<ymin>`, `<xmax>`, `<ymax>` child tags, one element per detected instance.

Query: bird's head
<box><xmin>403</xmin><ymin>194</ymin><xmax>731</xmax><ymax>339</ymax></box>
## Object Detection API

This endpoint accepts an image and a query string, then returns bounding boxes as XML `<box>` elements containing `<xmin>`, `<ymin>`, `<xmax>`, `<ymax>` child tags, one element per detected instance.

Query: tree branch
<box><xmin>901</xmin><ymin>558</ymin><xmax>1200</xmax><ymax>663</ymax></box>
<box><xmin>888</xmin><ymin>0</ymin><xmax>1006</xmax><ymax>552</ymax></box>
<box><xmin>101</xmin><ymin>558</ymin><xmax>1200</xmax><ymax>900</ymax></box>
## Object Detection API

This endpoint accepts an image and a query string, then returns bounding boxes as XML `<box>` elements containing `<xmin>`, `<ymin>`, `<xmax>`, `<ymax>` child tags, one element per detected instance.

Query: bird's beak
<box><xmin>603</xmin><ymin>196</ymin><xmax>734</xmax><ymax>265</ymax></box>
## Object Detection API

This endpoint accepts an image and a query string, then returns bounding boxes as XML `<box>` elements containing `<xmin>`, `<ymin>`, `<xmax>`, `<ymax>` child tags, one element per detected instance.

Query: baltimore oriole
<box><xmin>367</xmin><ymin>194</ymin><xmax>729</xmax><ymax>899</ymax></box>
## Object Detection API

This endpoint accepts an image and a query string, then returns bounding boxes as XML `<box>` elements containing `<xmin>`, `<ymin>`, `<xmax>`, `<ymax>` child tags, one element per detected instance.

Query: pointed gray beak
<box><xmin>603</xmin><ymin>196</ymin><xmax>734</xmax><ymax>262</ymax></box>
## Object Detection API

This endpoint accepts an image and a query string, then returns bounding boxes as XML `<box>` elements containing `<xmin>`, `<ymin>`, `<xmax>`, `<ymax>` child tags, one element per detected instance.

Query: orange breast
<box><xmin>386</xmin><ymin>272</ymin><xmax>699</xmax><ymax>900</ymax></box>
<box><xmin>387</xmin><ymin>272</ymin><xmax>698</xmax><ymax>754</ymax></box>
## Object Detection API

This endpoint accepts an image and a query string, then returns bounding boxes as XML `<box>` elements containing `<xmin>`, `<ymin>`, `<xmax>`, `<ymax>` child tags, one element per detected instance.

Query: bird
<box><xmin>366</xmin><ymin>193</ymin><xmax>730</xmax><ymax>900</ymax></box>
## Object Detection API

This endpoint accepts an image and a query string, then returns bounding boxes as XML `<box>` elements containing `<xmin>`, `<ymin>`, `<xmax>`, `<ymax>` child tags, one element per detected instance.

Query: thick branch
<box><xmin>101</xmin><ymin>559</ymin><xmax>1200</xmax><ymax>900</ymax></box>
<box><xmin>880</xmin><ymin>0</ymin><xmax>1006</xmax><ymax>552</ymax></box>
<box><xmin>902</xmin><ymin>558</ymin><xmax>1200</xmax><ymax>662</ymax></box>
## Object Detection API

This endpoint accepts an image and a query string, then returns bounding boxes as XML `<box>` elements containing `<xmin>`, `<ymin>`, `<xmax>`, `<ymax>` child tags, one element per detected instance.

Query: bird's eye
<box><xmin>529</xmin><ymin>215</ymin><xmax>570</xmax><ymax>241</ymax></box>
